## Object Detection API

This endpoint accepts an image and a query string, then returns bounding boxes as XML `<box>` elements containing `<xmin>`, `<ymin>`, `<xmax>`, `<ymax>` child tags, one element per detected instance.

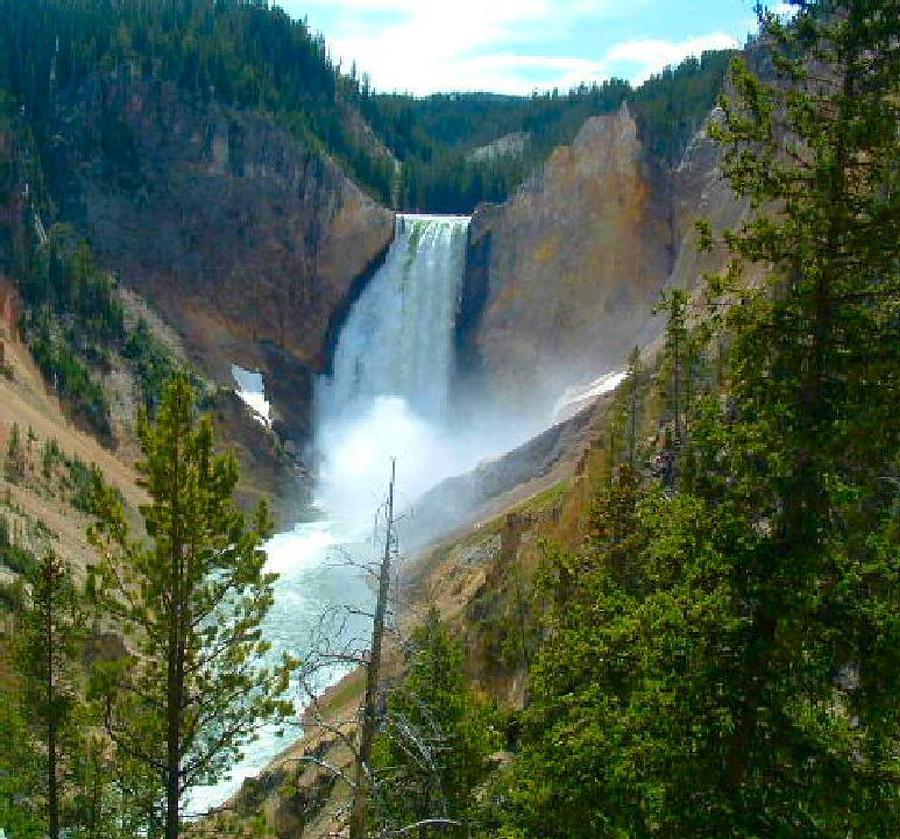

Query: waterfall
<box><xmin>321</xmin><ymin>214</ymin><xmax>469</xmax><ymax>424</ymax></box>
<box><xmin>189</xmin><ymin>214</ymin><xmax>473</xmax><ymax>813</ymax></box>
<box><xmin>315</xmin><ymin>214</ymin><xmax>473</xmax><ymax>529</ymax></box>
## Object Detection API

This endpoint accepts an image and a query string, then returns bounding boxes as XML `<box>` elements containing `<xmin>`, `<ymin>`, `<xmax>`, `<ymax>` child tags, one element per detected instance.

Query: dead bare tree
<box><xmin>285</xmin><ymin>461</ymin><xmax>471</xmax><ymax>838</ymax></box>
<box><xmin>348</xmin><ymin>457</ymin><xmax>397</xmax><ymax>838</ymax></box>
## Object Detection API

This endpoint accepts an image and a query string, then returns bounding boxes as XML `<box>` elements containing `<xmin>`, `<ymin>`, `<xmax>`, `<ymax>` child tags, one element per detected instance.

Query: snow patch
<box><xmin>551</xmin><ymin>370</ymin><xmax>628</xmax><ymax>424</ymax></box>
<box><xmin>231</xmin><ymin>365</ymin><xmax>271</xmax><ymax>428</ymax></box>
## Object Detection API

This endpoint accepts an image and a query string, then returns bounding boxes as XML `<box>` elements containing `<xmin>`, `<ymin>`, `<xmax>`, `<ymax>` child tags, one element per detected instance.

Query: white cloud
<box><xmin>604</xmin><ymin>32</ymin><xmax>740</xmax><ymax>85</ymax></box>
<box><xmin>771</xmin><ymin>2</ymin><xmax>799</xmax><ymax>16</ymax></box>
<box><xmin>279</xmin><ymin>0</ymin><xmax>622</xmax><ymax>94</ymax></box>
<box><xmin>306</xmin><ymin>0</ymin><xmax>599</xmax><ymax>94</ymax></box>
<box><xmin>276</xmin><ymin>0</ymin><xmax>740</xmax><ymax>94</ymax></box>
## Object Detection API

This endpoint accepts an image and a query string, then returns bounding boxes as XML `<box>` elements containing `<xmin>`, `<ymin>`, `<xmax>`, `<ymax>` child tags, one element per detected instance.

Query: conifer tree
<box><xmin>658</xmin><ymin>289</ymin><xmax>689</xmax><ymax>447</ymax></box>
<box><xmin>695</xmin><ymin>2</ymin><xmax>900</xmax><ymax>823</ymax></box>
<box><xmin>89</xmin><ymin>374</ymin><xmax>295</xmax><ymax>838</ymax></box>
<box><xmin>499</xmin><ymin>3</ymin><xmax>899</xmax><ymax>836</ymax></box>
<box><xmin>13</xmin><ymin>551</ymin><xmax>86</xmax><ymax>839</ymax></box>
<box><xmin>371</xmin><ymin>608</ymin><xmax>500</xmax><ymax>838</ymax></box>
<box><xmin>349</xmin><ymin>459</ymin><xmax>397</xmax><ymax>839</ymax></box>
<box><xmin>4</xmin><ymin>422</ymin><xmax>25</xmax><ymax>483</ymax></box>
<box><xmin>0</xmin><ymin>697</ymin><xmax>43</xmax><ymax>839</ymax></box>
<box><xmin>623</xmin><ymin>346</ymin><xmax>644</xmax><ymax>469</ymax></box>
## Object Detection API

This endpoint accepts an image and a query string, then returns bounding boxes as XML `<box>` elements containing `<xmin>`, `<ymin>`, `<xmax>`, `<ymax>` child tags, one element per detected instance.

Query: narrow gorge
<box><xmin>191</xmin><ymin>100</ymin><xmax>742</xmax><ymax>813</ymax></box>
<box><xmin>10</xmin><ymin>6</ymin><xmax>879</xmax><ymax>837</ymax></box>
<box><xmin>194</xmin><ymin>213</ymin><xmax>538</xmax><ymax>811</ymax></box>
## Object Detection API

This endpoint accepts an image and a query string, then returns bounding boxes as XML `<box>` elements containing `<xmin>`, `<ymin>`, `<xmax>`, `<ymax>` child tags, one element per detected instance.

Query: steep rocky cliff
<box><xmin>0</xmin><ymin>278</ymin><xmax>148</xmax><ymax>577</ymax></box>
<box><xmin>459</xmin><ymin>102</ymin><xmax>746</xmax><ymax>418</ymax></box>
<box><xmin>459</xmin><ymin>103</ymin><xmax>671</xmax><ymax>417</ymax></box>
<box><xmin>49</xmin><ymin>72</ymin><xmax>395</xmax><ymax>445</ymax></box>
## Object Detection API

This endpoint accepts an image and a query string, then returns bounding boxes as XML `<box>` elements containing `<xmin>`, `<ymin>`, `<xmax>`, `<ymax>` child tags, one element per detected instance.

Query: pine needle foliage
<box><xmin>8</xmin><ymin>552</ymin><xmax>85</xmax><ymax>839</ymax></box>
<box><xmin>88</xmin><ymin>374</ymin><xmax>296</xmax><ymax>838</ymax></box>
<box><xmin>372</xmin><ymin>609</ymin><xmax>501</xmax><ymax>838</ymax></box>
<box><xmin>492</xmin><ymin>3</ymin><xmax>900</xmax><ymax>836</ymax></box>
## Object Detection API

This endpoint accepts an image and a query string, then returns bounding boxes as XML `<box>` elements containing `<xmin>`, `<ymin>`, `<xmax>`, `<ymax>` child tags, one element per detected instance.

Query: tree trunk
<box><xmin>166</xmin><ymin>440</ymin><xmax>185</xmax><ymax>839</ymax></box>
<box><xmin>673</xmin><ymin>328</ymin><xmax>681</xmax><ymax>446</ymax></box>
<box><xmin>349</xmin><ymin>460</ymin><xmax>396</xmax><ymax>839</ymax></box>
<box><xmin>166</xmin><ymin>672</ymin><xmax>181</xmax><ymax>839</ymax></box>
<box><xmin>46</xmin><ymin>561</ymin><xmax>59</xmax><ymax>839</ymax></box>
<box><xmin>629</xmin><ymin>380</ymin><xmax>638</xmax><ymax>468</ymax></box>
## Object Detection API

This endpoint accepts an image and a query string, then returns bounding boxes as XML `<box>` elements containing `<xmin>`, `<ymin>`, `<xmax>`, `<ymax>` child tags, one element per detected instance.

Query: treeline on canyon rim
<box><xmin>0</xmin><ymin>0</ymin><xmax>733</xmax><ymax>213</ymax></box>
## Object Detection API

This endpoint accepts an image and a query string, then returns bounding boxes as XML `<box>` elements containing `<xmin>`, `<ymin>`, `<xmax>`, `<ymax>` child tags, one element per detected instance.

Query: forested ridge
<box><xmin>367</xmin><ymin>50</ymin><xmax>735</xmax><ymax>212</ymax></box>
<box><xmin>0</xmin><ymin>0</ymin><xmax>398</xmax><ymax>201</ymax></box>
<box><xmin>0</xmin><ymin>0</ymin><xmax>734</xmax><ymax>213</ymax></box>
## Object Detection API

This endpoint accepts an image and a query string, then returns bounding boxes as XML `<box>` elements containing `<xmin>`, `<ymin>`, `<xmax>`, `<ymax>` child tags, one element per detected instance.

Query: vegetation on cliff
<box><xmin>1</xmin><ymin>105</ymin><xmax>206</xmax><ymax>438</ymax></box>
<box><xmin>1</xmin><ymin>376</ymin><xmax>295</xmax><ymax>837</ymax></box>
<box><xmin>368</xmin><ymin>50</ymin><xmax>735</xmax><ymax>213</ymax></box>
<box><xmin>369</xmin><ymin>608</ymin><xmax>503</xmax><ymax>837</ymax></box>
<box><xmin>475</xmin><ymin>3</ymin><xmax>898</xmax><ymax>836</ymax></box>
<box><xmin>0</xmin><ymin>0</ymin><xmax>398</xmax><ymax>204</ymax></box>
<box><xmin>0</xmin><ymin>0</ymin><xmax>735</xmax><ymax>216</ymax></box>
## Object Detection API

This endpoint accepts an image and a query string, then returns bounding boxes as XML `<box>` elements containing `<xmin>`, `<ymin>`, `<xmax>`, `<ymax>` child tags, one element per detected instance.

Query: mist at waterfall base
<box><xmin>190</xmin><ymin>215</ymin><xmax>620</xmax><ymax>813</ymax></box>
<box><xmin>315</xmin><ymin>214</ymin><xmax>549</xmax><ymax>537</ymax></box>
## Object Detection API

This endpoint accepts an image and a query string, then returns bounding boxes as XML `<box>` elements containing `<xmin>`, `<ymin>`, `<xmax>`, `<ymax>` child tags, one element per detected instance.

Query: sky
<box><xmin>274</xmin><ymin>0</ymin><xmax>771</xmax><ymax>96</ymax></box>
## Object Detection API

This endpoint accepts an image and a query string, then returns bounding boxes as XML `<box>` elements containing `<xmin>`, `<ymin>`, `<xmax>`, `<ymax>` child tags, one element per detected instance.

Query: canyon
<box><xmin>1</xmin><ymin>38</ymin><xmax>745</xmax><ymax>839</ymax></box>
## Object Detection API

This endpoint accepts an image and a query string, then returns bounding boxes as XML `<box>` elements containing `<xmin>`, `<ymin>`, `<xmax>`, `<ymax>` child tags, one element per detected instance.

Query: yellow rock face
<box><xmin>464</xmin><ymin>103</ymin><xmax>747</xmax><ymax>420</ymax></box>
<box><xmin>467</xmin><ymin>104</ymin><xmax>673</xmax><ymax>415</ymax></box>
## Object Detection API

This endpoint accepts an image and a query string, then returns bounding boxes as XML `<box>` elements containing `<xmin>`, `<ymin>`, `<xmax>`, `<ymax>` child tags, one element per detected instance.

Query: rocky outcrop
<box><xmin>406</xmin><ymin>388</ymin><xmax>614</xmax><ymax>551</ymax></box>
<box><xmin>49</xmin><ymin>71</ymin><xmax>394</xmax><ymax>445</ymax></box>
<box><xmin>459</xmin><ymin>102</ymin><xmax>747</xmax><ymax>419</ymax></box>
<box><xmin>467</xmin><ymin>132</ymin><xmax>530</xmax><ymax>163</ymax></box>
<box><xmin>460</xmin><ymin>103</ymin><xmax>672</xmax><ymax>418</ymax></box>
<box><xmin>635</xmin><ymin>107</ymin><xmax>750</xmax><ymax>348</ymax></box>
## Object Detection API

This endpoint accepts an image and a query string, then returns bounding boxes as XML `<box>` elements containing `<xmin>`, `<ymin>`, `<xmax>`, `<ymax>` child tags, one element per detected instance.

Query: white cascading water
<box><xmin>322</xmin><ymin>214</ymin><xmax>469</xmax><ymax>423</ymax></box>
<box><xmin>316</xmin><ymin>214</ymin><xmax>475</xmax><ymax>527</ymax></box>
<box><xmin>190</xmin><ymin>213</ymin><xmax>487</xmax><ymax>813</ymax></box>
<box><xmin>191</xmin><ymin>213</ymin><xmax>628</xmax><ymax>814</ymax></box>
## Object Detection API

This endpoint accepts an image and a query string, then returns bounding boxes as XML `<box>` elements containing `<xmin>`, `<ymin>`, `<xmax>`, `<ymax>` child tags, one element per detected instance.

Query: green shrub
<box><xmin>0</xmin><ymin>515</ymin><xmax>36</xmax><ymax>576</ymax></box>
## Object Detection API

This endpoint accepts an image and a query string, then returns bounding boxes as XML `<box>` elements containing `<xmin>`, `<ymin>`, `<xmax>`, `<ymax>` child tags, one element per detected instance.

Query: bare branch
<box><xmin>377</xmin><ymin>819</ymin><xmax>463</xmax><ymax>837</ymax></box>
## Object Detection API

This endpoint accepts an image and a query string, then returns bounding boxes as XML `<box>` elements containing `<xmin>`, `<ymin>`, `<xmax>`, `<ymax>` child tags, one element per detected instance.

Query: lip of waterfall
<box><xmin>396</xmin><ymin>212</ymin><xmax>472</xmax><ymax>223</ymax></box>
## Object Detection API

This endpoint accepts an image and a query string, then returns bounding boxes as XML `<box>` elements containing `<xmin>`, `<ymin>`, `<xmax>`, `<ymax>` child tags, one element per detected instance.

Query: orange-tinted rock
<box><xmin>461</xmin><ymin>103</ymin><xmax>746</xmax><ymax>419</ymax></box>
<box><xmin>52</xmin><ymin>76</ymin><xmax>394</xmax><ymax>442</ymax></box>
<box><xmin>463</xmin><ymin>104</ymin><xmax>672</xmax><ymax>416</ymax></box>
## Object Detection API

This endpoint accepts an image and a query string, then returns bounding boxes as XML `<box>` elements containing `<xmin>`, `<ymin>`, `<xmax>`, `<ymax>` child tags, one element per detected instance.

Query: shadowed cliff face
<box><xmin>461</xmin><ymin>103</ymin><xmax>673</xmax><ymax>418</ymax></box>
<box><xmin>49</xmin><ymin>74</ymin><xmax>394</xmax><ymax>444</ymax></box>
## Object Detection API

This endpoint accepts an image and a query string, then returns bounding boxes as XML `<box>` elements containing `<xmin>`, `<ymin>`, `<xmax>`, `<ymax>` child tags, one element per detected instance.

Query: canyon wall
<box><xmin>459</xmin><ymin>102</ymin><xmax>746</xmax><ymax>418</ymax></box>
<box><xmin>459</xmin><ymin>103</ymin><xmax>672</xmax><ymax>416</ymax></box>
<box><xmin>49</xmin><ymin>71</ymin><xmax>395</xmax><ymax>444</ymax></box>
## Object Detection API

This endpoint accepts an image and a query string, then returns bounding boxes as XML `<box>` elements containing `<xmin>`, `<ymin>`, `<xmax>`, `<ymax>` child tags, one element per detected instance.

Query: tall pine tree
<box><xmin>12</xmin><ymin>551</ymin><xmax>85</xmax><ymax>839</ymax></box>
<box><xmin>500</xmin><ymin>2</ymin><xmax>899</xmax><ymax>835</ymax></box>
<box><xmin>89</xmin><ymin>374</ymin><xmax>295</xmax><ymax>838</ymax></box>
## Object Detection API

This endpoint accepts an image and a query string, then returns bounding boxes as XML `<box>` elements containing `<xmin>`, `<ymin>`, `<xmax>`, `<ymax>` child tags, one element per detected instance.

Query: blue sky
<box><xmin>274</xmin><ymin>0</ymin><xmax>769</xmax><ymax>96</ymax></box>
